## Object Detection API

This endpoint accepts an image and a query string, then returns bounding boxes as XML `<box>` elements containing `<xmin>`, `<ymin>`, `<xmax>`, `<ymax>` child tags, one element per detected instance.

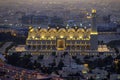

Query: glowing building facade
<box><xmin>26</xmin><ymin>9</ymin><xmax>98</xmax><ymax>54</ymax></box>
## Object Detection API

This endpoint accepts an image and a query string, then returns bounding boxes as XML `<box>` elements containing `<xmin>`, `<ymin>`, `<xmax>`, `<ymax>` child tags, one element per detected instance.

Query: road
<box><xmin>0</xmin><ymin>42</ymin><xmax>13</xmax><ymax>54</ymax></box>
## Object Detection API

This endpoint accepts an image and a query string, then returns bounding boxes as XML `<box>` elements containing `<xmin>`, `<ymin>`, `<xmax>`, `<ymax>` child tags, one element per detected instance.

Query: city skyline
<box><xmin>0</xmin><ymin>0</ymin><xmax>120</xmax><ymax>10</ymax></box>
<box><xmin>0</xmin><ymin>0</ymin><xmax>120</xmax><ymax>20</ymax></box>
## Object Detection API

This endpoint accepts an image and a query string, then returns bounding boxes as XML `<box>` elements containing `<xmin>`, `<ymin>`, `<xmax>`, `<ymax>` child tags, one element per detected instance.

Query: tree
<box><xmin>116</xmin><ymin>55</ymin><xmax>120</xmax><ymax>59</ymax></box>
<box><xmin>114</xmin><ymin>47</ymin><xmax>119</xmax><ymax>54</ymax></box>
<box><xmin>113</xmin><ymin>61</ymin><xmax>120</xmax><ymax>74</ymax></box>
<box><xmin>33</xmin><ymin>60</ymin><xmax>41</xmax><ymax>69</ymax></box>
<box><xmin>63</xmin><ymin>52</ymin><xmax>68</xmax><ymax>57</ymax></box>
<box><xmin>0</xmin><ymin>71</ymin><xmax>6</xmax><ymax>76</ymax></box>
<box><xmin>84</xmin><ymin>55</ymin><xmax>91</xmax><ymax>60</ymax></box>
<box><xmin>6</xmin><ymin>53</ymin><xmax>21</xmax><ymax>66</ymax></box>
<box><xmin>17</xmin><ymin>54</ymin><xmax>32</xmax><ymax>68</ymax></box>
<box><xmin>88</xmin><ymin>76</ymin><xmax>95</xmax><ymax>80</ymax></box>
<box><xmin>51</xmin><ymin>52</ymin><xmax>56</xmax><ymax>56</ymax></box>
<box><xmin>58</xmin><ymin>59</ymin><xmax>64</xmax><ymax>70</ymax></box>
<box><xmin>49</xmin><ymin>59</ymin><xmax>56</xmax><ymax>67</ymax></box>
<box><xmin>72</xmin><ymin>56</ymin><xmax>77</xmax><ymax>60</ymax></box>
<box><xmin>38</xmin><ymin>55</ymin><xmax>44</xmax><ymax>60</ymax></box>
<box><xmin>103</xmin><ymin>55</ymin><xmax>113</xmax><ymax>66</ymax></box>
<box><xmin>75</xmin><ymin>58</ymin><xmax>82</xmax><ymax>65</ymax></box>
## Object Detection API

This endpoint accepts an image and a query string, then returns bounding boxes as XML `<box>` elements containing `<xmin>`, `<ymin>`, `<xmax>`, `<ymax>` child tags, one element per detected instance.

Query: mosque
<box><xmin>25</xmin><ymin>9</ymin><xmax>99</xmax><ymax>55</ymax></box>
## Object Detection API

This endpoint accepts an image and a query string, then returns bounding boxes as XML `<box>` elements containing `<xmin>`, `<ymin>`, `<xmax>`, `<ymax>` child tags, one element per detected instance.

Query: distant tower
<box><xmin>91</xmin><ymin>9</ymin><xmax>97</xmax><ymax>33</ymax></box>
<box><xmin>90</xmin><ymin>9</ymin><xmax>98</xmax><ymax>50</ymax></box>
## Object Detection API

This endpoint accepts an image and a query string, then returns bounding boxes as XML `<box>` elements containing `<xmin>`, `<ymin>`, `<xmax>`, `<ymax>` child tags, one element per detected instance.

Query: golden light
<box><xmin>13</xmin><ymin>33</ymin><xmax>16</xmax><ymax>36</ymax></box>
<box><xmin>30</xmin><ymin>29</ymin><xmax>34</xmax><ymax>32</ymax></box>
<box><xmin>70</xmin><ymin>36</ymin><xmax>73</xmax><ymax>39</ymax></box>
<box><xmin>91</xmin><ymin>32</ymin><xmax>98</xmax><ymax>35</ymax></box>
<box><xmin>87</xmin><ymin>16</ymin><xmax>92</xmax><ymax>19</ymax></box>
<box><xmin>82</xmin><ymin>70</ymin><xmax>87</xmax><ymax>74</ymax></box>
<box><xmin>51</xmin><ymin>36</ymin><xmax>54</xmax><ymax>39</ymax></box>
<box><xmin>92</xmin><ymin>9</ymin><xmax>96</xmax><ymax>13</ymax></box>
<box><xmin>60</xmin><ymin>35</ymin><xmax>64</xmax><ymax>38</ymax></box>
<box><xmin>41</xmin><ymin>36</ymin><xmax>45</xmax><ymax>39</ymax></box>
<box><xmin>84</xmin><ymin>64</ymin><xmax>88</xmax><ymax>68</ymax></box>
<box><xmin>35</xmin><ymin>37</ymin><xmax>38</xmax><ymax>40</ymax></box>
<box><xmin>79</xmin><ymin>36</ymin><xmax>82</xmax><ymax>39</ymax></box>
<box><xmin>32</xmin><ymin>36</ymin><xmax>35</xmax><ymax>39</ymax></box>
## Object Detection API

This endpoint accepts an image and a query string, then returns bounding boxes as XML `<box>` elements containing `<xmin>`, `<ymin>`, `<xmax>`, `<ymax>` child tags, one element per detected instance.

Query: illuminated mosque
<box><xmin>26</xmin><ymin>9</ymin><xmax>99</xmax><ymax>55</ymax></box>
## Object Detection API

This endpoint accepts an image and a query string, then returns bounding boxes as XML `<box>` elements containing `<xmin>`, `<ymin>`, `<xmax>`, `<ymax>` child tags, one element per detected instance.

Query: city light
<box><xmin>92</xmin><ymin>9</ymin><xmax>96</xmax><ymax>13</ymax></box>
<box><xmin>91</xmin><ymin>32</ymin><xmax>98</xmax><ymax>35</ymax></box>
<box><xmin>60</xmin><ymin>35</ymin><xmax>64</xmax><ymax>38</ymax></box>
<box><xmin>0</xmin><ymin>1</ymin><xmax>120</xmax><ymax>80</ymax></box>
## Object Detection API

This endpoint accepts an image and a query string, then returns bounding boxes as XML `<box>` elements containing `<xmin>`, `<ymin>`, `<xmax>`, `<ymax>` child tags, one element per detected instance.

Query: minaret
<box><xmin>90</xmin><ymin>9</ymin><xmax>98</xmax><ymax>50</ymax></box>
<box><xmin>91</xmin><ymin>9</ymin><xmax>97</xmax><ymax>33</ymax></box>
